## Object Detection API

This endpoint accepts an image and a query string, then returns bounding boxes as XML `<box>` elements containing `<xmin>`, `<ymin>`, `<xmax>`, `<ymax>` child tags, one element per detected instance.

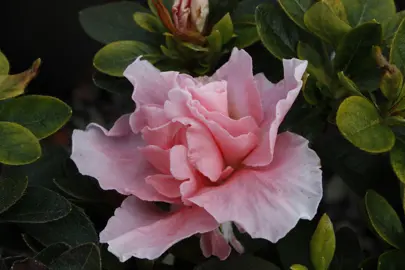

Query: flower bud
<box><xmin>172</xmin><ymin>0</ymin><xmax>209</xmax><ymax>33</ymax></box>
<box><xmin>381</xmin><ymin>64</ymin><xmax>404</xmax><ymax>101</ymax></box>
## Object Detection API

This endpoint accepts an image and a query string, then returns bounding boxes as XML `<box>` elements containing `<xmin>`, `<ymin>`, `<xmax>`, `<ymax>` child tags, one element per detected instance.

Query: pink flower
<box><xmin>71</xmin><ymin>48</ymin><xmax>322</xmax><ymax>262</ymax></box>
<box><xmin>172</xmin><ymin>0</ymin><xmax>209</xmax><ymax>33</ymax></box>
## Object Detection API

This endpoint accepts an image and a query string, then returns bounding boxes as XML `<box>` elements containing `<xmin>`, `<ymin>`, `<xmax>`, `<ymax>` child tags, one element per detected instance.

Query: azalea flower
<box><xmin>71</xmin><ymin>48</ymin><xmax>323</xmax><ymax>262</ymax></box>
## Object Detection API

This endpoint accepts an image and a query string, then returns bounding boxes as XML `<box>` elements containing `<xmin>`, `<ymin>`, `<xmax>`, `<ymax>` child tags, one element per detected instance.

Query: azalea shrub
<box><xmin>1</xmin><ymin>0</ymin><xmax>405</xmax><ymax>269</ymax></box>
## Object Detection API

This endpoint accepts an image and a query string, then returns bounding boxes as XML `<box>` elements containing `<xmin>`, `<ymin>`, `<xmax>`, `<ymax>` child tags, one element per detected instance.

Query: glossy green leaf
<box><xmin>390</xmin><ymin>19</ymin><xmax>405</xmax><ymax>76</ymax></box>
<box><xmin>0</xmin><ymin>186</ymin><xmax>71</xmax><ymax>223</ymax></box>
<box><xmin>256</xmin><ymin>3</ymin><xmax>301</xmax><ymax>59</ymax></box>
<box><xmin>79</xmin><ymin>1</ymin><xmax>160</xmax><ymax>45</ymax></box>
<box><xmin>378</xmin><ymin>250</ymin><xmax>405</xmax><ymax>270</ymax></box>
<box><xmin>382</xmin><ymin>11</ymin><xmax>405</xmax><ymax>47</ymax></box>
<box><xmin>365</xmin><ymin>190</ymin><xmax>405</xmax><ymax>249</ymax></box>
<box><xmin>195</xmin><ymin>254</ymin><xmax>280</xmax><ymax>270</ymax></box>
<box><xmin>21</xmin><ymin>233</ymin><xmax>43</xmax><ymax>252</ymax></box>
<box><xmin>290</xmin><ymin>265</ymin><xmax>308</xmax><ymax>270</ymax></box>
<box><xmin>304</xmin><ymin>2</ymin><xmax>351</xmax><ymax>47</ymax></box>
<box><xmin>330</xmin><ymin>227</ymin><xmax>362</xmax><ymax>270</ymax></box>
<box><xmin>35</xmin><ymin>242</ymin><xmax>71</xmax><ymax>265</ymax></box>
<box><xmin>0</xmin><ymin>59</ymin><xmax>40</xmax><ymax>100</ymax></box>
<box><xmin>334</xmin><ymin>22</ymin><xmax>382</xmax><ymax>73</ymax></box>
<box><xmin>21</xmin><ymin>205</ymin><xmax>98</xmax><ymax>246</ymax></box>
<box><xmin>234</xmin><ymin>23</ymin><xmax>259</xmax><ymax>48</ymax></box>
<box><xmin>337</xmin><ymin>72</ymin><xmax>363</xmax><ymax>97</ymax></box>
<box><xmin>341</xmin><ymin>0</ymin><xmax>396</xmax><ymax>27</ymax></box>
<box><xmin>278</xmin><ymin>0</ymin><xmax>314</xmax><ymax>30</ymax></box>
<box><xmin>310</xmin><ymin>214</ymin><xmax>336</xmax><ymax>270</ymax></box>
<box><xmin>0</xmin><ymin>176</ymin><xmax>28</xmax><ymax>214</ymax></box>
<box><xmin>297</xmin><ymin>42</ymin><xmax>330</xmax><ymax>86</ymax></box>
<box><xmin>336</xmin><ymin>96</ymin><xmax>395</xmax><ymax>153</ymax></box>
<box><xmin>92</xmin><ymin>72</ymin><xmax>132</xmax><ymax>95</ymax></box>
<box><xmin>322</xmin><ymin>0</ymin><xmax>347</xmax><ymax>22</ymax></box>
<box><xmin>53</xmin><ymin>174</ymin><xmax>105</xmax><ymax>202</ymax></box>
<box><xmin>94</xmin><ymin>41</ymin><xmax>158</xmax><ymax>77</ymax></box>
<box><xmin>0</xmin><ymin>95</ymin><xmax>72</xmax><ymax>139</ymax></box>
<box><xmin>49</xmin><ymin>243</ymin><xmax>101</xmax><ymax>270</ymax></box>
<box><xmin>133</xmin><ymin>12</ymin><xmax>165</xmax><ymax>33</ymax></box>
<box><xmin>0</xmin><ymin>50</ymin><xmax>9</xmax><ymax>75</ymax></box>
<box><xmin>0</xmin><ymin>121</ymin><xmax>41</xmax><ymax>165</ymax></box>
<box><xmin>212</xmin><ymin>13</ymin><xmax>234</xmax><ymax>45</ymax></box>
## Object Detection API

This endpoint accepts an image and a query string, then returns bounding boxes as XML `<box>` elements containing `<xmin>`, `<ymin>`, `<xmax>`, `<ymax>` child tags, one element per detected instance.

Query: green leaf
<box><xmin>290</xmin><ymin>265</ymin><xmax>308</xmax><ymax>270</ymax></box>
<box><xmin>334</xmin><ymin>22</ymin><xmax>382</xmax><ymax>74</ymax></box>
<box><xmin>0</xmin><ymin>50</ymin><xmax>9</xmax><ymax>75</ymax></box>
<box><xmin>208</xmin><ymin>0</ymin><xmax>239</xmax><ymax>26</ymax></box>
<box><xmin>35</xmin><ymin>242</ymin><xmax>70</xmax><ymax>265</ymax></box>
<box><xmin>0</xmin><ymin>95</ymin><xmax>72</xmax><ymax>140</ymax></box>
<box><xmin>21</xmin><ymin>205</ymin><xmax>98</xmax><ymax>246</ymax></box>
<box><xmin>133</xmin><ymin>12</ymin><xmax>165</xmax><ymax>33</ymax></box>
<box><xmin>302</xmin><ymin>74</ymin><xmax>319</xmax><ymax>105</ymax></box>
<box><xmin>330</xmin><ymin>227</ymin><xmax>362</xmax><ymax>270</ymax></box>
<box><xmin>278</xmin><ymin>0</ymin><xmax>315</xmax><ymax>30</ymax></box>
<box><xmin>390</xmin><ymin>19</ymin><xmax>405</xmax><ymax>76</ymax></box>
<box><xmin>49</xmin><ymin>243</ymin><xmax>101</xmax><ymax>270</ymax></box>
<box><xmin>79</xmin><ymin>1</ymin><xmax>160</xmax><ymax>45</ymax></box>
<box><xmin>92</xmin><ymin>72</ymin><xmax>132</xmax><ymax>96</ymax></box>
<box><xmin>0</xmin><ymin>176</ymin><xmax>28</xmax><ymax>214</ymax></box>
<box><xmin>336</xmin><ymin>96</ymin><xmax>395</xmax><ymax>153</ymax></box>
<box><xmin>337</xmin><ymin>72</ymin><xmax>364</xmax><ymax>97</ymax></box>
<box><xmin>0</xmin><ymin>121</ymin><xmax>41</xmax><ymax>165</ymax></box>
<box><xmin>195</xmin><ymin>254</ymin><xmax>281</xmax><ymax>270</ymax></box>
<box><xmin>304</xmin><ymin>2</ymin><xmax>351</xmax><ymax>47</ymax></box>
<box><xmin>322</xmin><ymin>0</ymin><xmax>348</xmax><ymax>22</ymax></box>
<box><xmin>382</xmin><ymin>11</ymin><xmax>405</xmax><ymax>48</ymax></box>
<box><xmin>53</xmin><ymin>175</ymin><xmax>105</xmax><ymax>202</ymax></box>
<box><xmin>0</xmin><ymin>186</ymin><xmax>71</xmax><ymax>223</ymax></box>
<box><xmin>378</xmin><ymin>250</ymin><xmax>405</xmax><ymax>270</ymax></box>
<box><xmin>256</xmin><ymin>3</ymin><xmax>301</xmax><ymax>59</ymax></box>
<box><xmin>234</xmin><ymin>23</ymin><xmax>259</xmax><ymax>48</ymax></box>
<box><xmin>94</xmin><ymin>41</ymin><xmax>158</xmax><ymax>77</ymax></box>
<box><xmin>310</xmin><ymin>214</ymin><xmax>335</xmax><ymax>270</ymax></box>
<box><xmin>380</xmin><ymin>65</ymin><xmax>404</xmax><ymax>101</ymax></box>
<box><xmin>297</xmin><ymin>41</ymin><xmax>330</xmax><ymax>86</ymax></box>
<box><xmin>365</xmin><ymin>190</ymin><xmax>405</xmax><ymax>248</ymax></box>
<box><xmin>341</xmin><ymin>0</ymin><xmax>396</xmax><ymax>27</ymax></box>
<box><xmin>207</xmin><ymin>30</ymin><xmax>222</xmax><ymax>53</ymax></box>
<box><xmin>212</xmin><ymin>13</ymin><xmax>234</xmax><ymax>45</ymax></box>
<box><xmin>0</xmin><ymin>59</ymin><xmax>40</xmax><ymax>101</ymax></box>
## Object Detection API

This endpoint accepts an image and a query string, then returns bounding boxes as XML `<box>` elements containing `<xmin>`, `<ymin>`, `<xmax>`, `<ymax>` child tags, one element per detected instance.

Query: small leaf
<box><xmin>0</xmin><ymin>59</ymin><xmax>40</xmax><ymax>100</ymax></box>
<box><xmin>365</xmin><ymin>190</ymin><xmax>405</xmax><ymax>249</ymax></box>
<box><xmin>304</xmin><ymin>2</ymin><xmax>351</xmax><ymax>47</ymax></box>
<box><xmin>79</xmin><ymin>1</ymin><xmax>160</xmax><ymax>45</ymax></box>
<box><xmin>337</xmin><ymin>72</ymin><xmax>363</xmax><ymax>97</ymax></box>
<box><xmin>35</xmin><ymin>243</ymin><xmax>70</xmax><ymax>265</ymax></box>
<box><xmin>302</xmin><ymin>74</ymin><xmax>319</xmax><ymax>105</ymax></box>
<box><xmin>256</xmin><ymin>3</ymin><xmax>301</xmax><ymax>59</ymax></box>
<box><xmin>0</xmin><ymin>176</ymin><xmax>28</xmax><ymax>214</ymax></box>
<box><xmin>378</xmin><ymin>250</ymin><xmax>405</xmax><ymax>270</ymax></box>
<box><xmin>336</xmin><ymin>96</ymin><xmax>395</xmax><ymax>153</ymax></box>
<box><xmin>390</xmin><ymin>19</ymin><xmax>405</xmax><ymax>76</ymax></box>
<box><xmin>334</xmin><ymin>22</ymin><xmax>382</xmax><ymax>74</ymax></box>
<box><xmin>297</xmin><ymin>42</ymin><xmax>330</xmax><ymax>86</ymax></box>
<box><xmin>0</xmin><ymin>186</ymin><xmax>71</xmax><ymax>223</ymax></box>
<box><xmin>195</xmin><ymin>254</ymin><xmax>280</xmax><ymax>270</ymax></box>
<box><xmin>0</xmin><ymin>50</ymin><xmax>9</xmax><ymax>75</ymax></box>
<box><xmin>278</xmin><ymin>0</ymin><xmax>314</xmax><ymax>30</ymax></box>
<box><xmin>207</xmin><ymin>30</ymin><xmax>222</xmax><ymax>53</ymax></box>
<box><xmin>212</xmin><ymin>13</ymin><xmax>234</xmax><ymax>45</ymax></box>
<box><xmin>290</xmin><ymin>265</ymin><xmax>308</xmax><ymax>270</ymax></box>
<box><xmin>382</xmin><ymin>11</ymin><xmax>405</xmax><ymax>47</ymax></box>
<box><xmin>21</xmin><ymin>205</ymin><xmax>98</xmax><ymax>246</ymax></box>
<box><xmin>0</xmin><ymin>121</ymin><xmax>41</xmax><ymax>165</ymax></box>
<box><xmin>133</xmin><ymin>12</ymin><xmax>165</xmax><ymax>33</ymax></box>
<box><xmin>310</xmin><ymin>214</ymin><xmax>336</xmax><ymax>270</ymax></box>
<box><xmin>49</xmin><ymin>243</ymin><xmax>101</xmax><ymax>270</ymax></box>
<box><xmin>341</xmin><ymin>0</ymin><xmax>396</xmax><ymax>27</ymax></box>
<box><xmin>0</xmin><ymin>95</ymin><xmax>72</xmax><ymax>139</ymax></box>
<box><xmin>92</xmin><ymin>72</ymin><xmax>132</xmax><ymax>95</ymax></box>
<box><xmin>94</xmin><ymin>41</ymin><xmax>158</xmax><ymax>77</ymax></box>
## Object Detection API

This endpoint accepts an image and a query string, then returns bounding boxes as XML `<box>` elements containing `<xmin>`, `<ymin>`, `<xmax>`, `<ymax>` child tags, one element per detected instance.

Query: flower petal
<box><xmin>212</xmin><ymin>48</ymin><xmax>263</xmax><ymax>124</ymax></box>
<box><xmin>71</xmin><ymin>118</ymin><xmax>170</xmax><ymax>202</ymax></box>
<box><xmin>101</xmin><ymin>196</ymin><xmax>218</xmax><ymax>261</ymax></box>
<box><xmin>190</xmin><ymin>132</ymin><xmax>322</xmax><ymax>243</ymax></box>
<box><xmin>140</xmin><ymin>146</ymin><xmax>170</xmax><ymax>174</ymax></box>
<box><xmin>188</xmin><ymin>81</ymin><xmax>229</xmax><ymax>115</ymax></box>
<box><xmin>145</xmin><ymin>174</ymin><xmax>182</xmax><ymax>198</ymax></box>
<box><xmin>200</xmin><ymin>229</ymin><xmax>231</xmax><ymax>260</ymax></box>
<box><xmin>243</xmin><ymin>59</ymin><xmax>308</xmax><ymax>167</ymax></box>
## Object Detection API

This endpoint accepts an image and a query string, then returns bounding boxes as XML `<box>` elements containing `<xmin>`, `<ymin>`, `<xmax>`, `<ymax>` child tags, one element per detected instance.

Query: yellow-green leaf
<box><xmin>0</xmin><ymin>121</ymin><xmax>41</xmax><ymax>165</ymax></box>
<box><xmin>278</xmin><ymin>0</ymin><xmax>315</xmax><ymax>30</ymax></box>
<box><xmin>297</xmin><ymin>42</ymin><xmax>330</xmax><ymax>86</ymax></box>
<box><xmin>337</xmin><ymin>72</ymin><xmax>363</xmax><ymax>97</ymax></box>
<box><xmin>134</xmin><ymin>12</ymin><xmax>165</xmax><ymax>33</ymax></box>
<box><xmin>0</xmin><ymin>50</ymin><xmax>9</xmax><ymax>75</ymax></box>
<box><xmin>391</xmin><ymin>139</ymin><xmax>405</xmax><ymax>184</ymax></box>
<box><xmin>290</xmin><ymin>264</ymin><xmax>308</xmax><ymax>270</ymax></box>
<box><xmin>365</xmin><ymin>190</ymin><xmax>405</xmax><ymax>249</ymax></box>
<box><xmin>310</xmin><ymin>214</ymin><xmax>336</xmax><ymax>270</ymax></box>
<box><xmin>336</xmin><ymin>96</ymin><xmax>395</xmax><ymax>153</ymax></box>
<box><xmin>390</xmin><ymin>18</ymin><xmax>405</xmax><ymax>76</ymax></box>
<box><xmin>212</xmin><ymin>13</ymin><xmax>234</xmax><ymax>45</ymax></box>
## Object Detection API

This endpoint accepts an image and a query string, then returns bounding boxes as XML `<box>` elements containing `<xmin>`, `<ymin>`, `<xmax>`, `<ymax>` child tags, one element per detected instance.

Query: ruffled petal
<box><xmin>200</xmin><ymin>229</ymin><xmax>231</xmax><ymax>260</ymax></box>
<box><xmin>190</xmin><ymin>132</ymin><xmax>322</xmax><ymax>243</ymax></box>
<box><xmin>243</xmin><ymin>59</ymin><xmax>308</xmax><ymax>167</ymax></box>
<box><xmin>100</xmin><ymin>196</ymin><xmax>218</xmax><ymax>261</ymax></box>
<box><xmin>188</xmin><ymin>81</ymin><xmax>229</xmax><ymax>115</ymax></box>
<box><xmin>140</xmin><ymin>146</ymin><xmax>170</xmax><ymax>174</ymax></box>
<box><xmin>212</xmin><ymin>48</ymin><xmax>263</xmax><ymax>124</ymax></box>
<box><xmin>71</xmin><ymin>117</ymin><xmax>170</xmax><ymax>202</ymax></box>
<box><xmin>145</xmin><ymin>175</ymin><xmax>182</xmax><ymax>198</ymax></box>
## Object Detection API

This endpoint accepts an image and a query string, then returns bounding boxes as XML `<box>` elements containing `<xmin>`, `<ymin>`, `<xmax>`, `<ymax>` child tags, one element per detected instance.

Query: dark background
<box><xmin>0</xmin><ymin>0</ymin><xmax>404</xmax><ymax>104</ymax></box>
